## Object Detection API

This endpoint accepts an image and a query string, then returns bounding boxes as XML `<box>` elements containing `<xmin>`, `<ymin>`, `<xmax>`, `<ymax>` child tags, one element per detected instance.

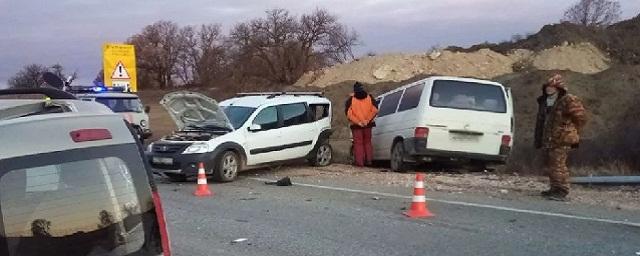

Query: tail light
<box><xmin>152</xmin><ymin>191</ymin><xmax>172</xmax><ymax>256</ymax></box>
<box><xmin>414</xmin><ymin>127</ymin><xmax>429</xmax><ymax>138</ymax></box>
<box><xmin>501</xmin><ymin>135</ymin><xmax>512</xmax><ymax>146</ymax></box>
<box><xmin>70</xmin><ymin>129</ymin><xmax>112</xmax><ymax>142</ymax></box>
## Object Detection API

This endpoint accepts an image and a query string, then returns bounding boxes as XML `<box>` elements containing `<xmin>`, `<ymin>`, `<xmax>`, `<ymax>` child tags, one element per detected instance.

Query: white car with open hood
<box><xmin>146</xmin><ymin>91</ymin><xmax>333</xmax><ymax>182</ymax></box>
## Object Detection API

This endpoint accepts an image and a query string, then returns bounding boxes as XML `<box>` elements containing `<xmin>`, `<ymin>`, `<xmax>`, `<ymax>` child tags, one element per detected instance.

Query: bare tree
<box><xmin>176</xmin><ymin>24</ymin><xmax>227</xmax><ymax>87</ymax></box>
<box><xmin>127</xmin><ymin>21</ymin><xmax>181</xmax><ymax>89</ymax></box>
<box><xmin>98</xmin><ymin>210</ymin><xmax>115</xmax><ymax>229</ymax></box>
<box><xmin>563</xmin><ymin>0</ymin><xmax>621</xmax><ymax>27</ymax></box>
<box><xmin>229</xmin><ymin>8</ymin><xmax>358</xmax><ymax>84</ymax></box>
<box><xmin>31</xmin><ymin>219</ymin><xmax>52</xmax><ymax>237</ymax></box>
<box><xmin>8</xmin><ymin>64</ymin><xmax>50</xmax><ymax>88</ymax></box>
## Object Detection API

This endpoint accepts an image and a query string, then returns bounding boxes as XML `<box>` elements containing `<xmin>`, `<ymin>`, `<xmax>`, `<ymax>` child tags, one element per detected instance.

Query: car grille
<box><xmin>152</xmin><ymin>143</ymin><xmax>190</xmax><ymax>154</ymax></box>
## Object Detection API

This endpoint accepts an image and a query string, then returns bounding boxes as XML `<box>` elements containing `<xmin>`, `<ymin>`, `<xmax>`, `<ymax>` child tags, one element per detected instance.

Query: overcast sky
<box><xmin>1</xmin><ymin>0</ymin><xmax>639</xmax><ymax>88</ymax></box>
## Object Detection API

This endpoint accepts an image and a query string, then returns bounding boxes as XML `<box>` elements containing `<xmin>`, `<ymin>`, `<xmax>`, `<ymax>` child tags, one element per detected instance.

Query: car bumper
<box><xmin>403</xmin><ymin>137</ymin><xmax>509</xmax><ymax>163</ymax></box>
<box><xmin>146</xmin><ymin>151</ymin><xmax>216</xmax><ymax>177</ymax></box>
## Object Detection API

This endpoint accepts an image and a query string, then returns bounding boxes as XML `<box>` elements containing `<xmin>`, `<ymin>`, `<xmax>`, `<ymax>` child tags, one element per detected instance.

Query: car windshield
<box><xmin>95</xmin><ymin>97</ymin><xmax>143</xmax><ymax>113</ymax></box>
<box><xmin>223</xmin><ymin>106</ymin><xmax>256</xmax><ymax>129</ymax></box>
<box><xmin>0</xmin><ymin>144</ymin><xmax>162</xmax><ymax>256</ymax></box>
<box><xmin>429</xmin><ymin>80</ymin><xmax>507</xmax><ymax>113</ymax></box>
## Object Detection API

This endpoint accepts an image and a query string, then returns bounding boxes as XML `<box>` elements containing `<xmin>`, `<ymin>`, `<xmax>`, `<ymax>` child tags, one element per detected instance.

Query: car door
<box><xmin>245</xmin><ymin>106</ymin><xmax>284</xmax><ymax>165</ymax></box>
<box><xmin>276</xmin><ymin>103</ymin><xmax>317</xmax><ymax>159</ymax></box>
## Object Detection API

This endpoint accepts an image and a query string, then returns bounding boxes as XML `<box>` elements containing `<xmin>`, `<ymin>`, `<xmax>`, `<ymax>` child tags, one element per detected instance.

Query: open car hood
<box><xmin>160</xmin><ymin>91</ymin><xmax>232</xmax><ymax>131</ymax></box>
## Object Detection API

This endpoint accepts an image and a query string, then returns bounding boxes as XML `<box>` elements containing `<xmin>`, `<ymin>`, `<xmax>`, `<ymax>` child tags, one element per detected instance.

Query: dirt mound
<box><xmin>450</xmin><ymin>22</ymin><xmax>605</xmax><ymax>54</ymax></box>
<box><xmin>495</xmin><ymin>66</ymin><xmax>640</xmax><ymax>174</ymax></box>
<box><xmin>530</xmin><ymin>42</ymin><xmax>610</xmax><ymax>74</ymax></box>
<box><xmin>296</xmin><ymin>43</ymin><xmax>610</xmax><ymax>87</ymax></box>
<box><xmin>451</xmin><ymin>15</ymin><xmax>640</xmax><ymax>65</ymax></box>
<box><xmin>606</xmin><ymin>15</ymin><xmax>640</xmax><ymax>64</ymax></box>
<box><xmin>296</xmin><ymin>49</ymin><xmax>513</xmax><ymax>88</ymax></box>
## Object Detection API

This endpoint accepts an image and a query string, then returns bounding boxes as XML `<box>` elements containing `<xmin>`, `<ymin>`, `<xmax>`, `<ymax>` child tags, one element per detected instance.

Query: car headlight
<box><xmin>140</xmin><ymin>120</ymin><xmax>147</xmax><ymax>128</ymax></box>
<box><xmin>182</xmin><ymin>143</ymin><xmax>211</xmax><ymax>154</ymax></box>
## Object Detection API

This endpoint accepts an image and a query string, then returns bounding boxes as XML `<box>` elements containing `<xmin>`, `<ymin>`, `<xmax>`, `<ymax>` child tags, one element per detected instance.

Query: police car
<box><xmin>147</xmin><ymin>91</ymin><xmax>333</xmax><ymax>182</ymax></box>
<box><xmin>0</xmin><ymin>88</ymin><xmax>171</xmax><ymax>256</ymax></box>
<box><xmin>70</xmin><ymin>85</ymin><xmax>152</xmax><ymax>142</ymax></box>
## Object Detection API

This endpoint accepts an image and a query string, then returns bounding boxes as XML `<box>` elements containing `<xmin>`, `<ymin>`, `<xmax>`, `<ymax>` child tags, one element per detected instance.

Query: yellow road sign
<box><xmin>103</xmin><ymin>43</ymin><xmax>137</xmax><ymax>92</ymax></box>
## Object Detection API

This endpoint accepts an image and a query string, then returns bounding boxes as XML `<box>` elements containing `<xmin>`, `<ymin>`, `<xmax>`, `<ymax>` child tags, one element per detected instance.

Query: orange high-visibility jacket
<box><xmin>346</xmin><ymin>94</ymin><xmax>378</xmax><ymax>127</ymax></box>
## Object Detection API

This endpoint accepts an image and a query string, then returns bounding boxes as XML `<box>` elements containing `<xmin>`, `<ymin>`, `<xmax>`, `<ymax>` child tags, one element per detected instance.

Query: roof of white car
<box><xmin>0</xmin><ymin>99</ymin><xmax>114</xmax><ymax>114</ymax></box>
<box><xmin>428</xmin><ymin>76</ymin><xmax>504</xmax><ymax>86</ymax></box>
<box><xmin>0</xmin><ymin>99</ymin><xmax>136</xmax><ymax>159</ymax></box>
<box><xmin>220</xmin><ymin>95</ymin><xmax>331</xmax><ymax>108</ymax></box>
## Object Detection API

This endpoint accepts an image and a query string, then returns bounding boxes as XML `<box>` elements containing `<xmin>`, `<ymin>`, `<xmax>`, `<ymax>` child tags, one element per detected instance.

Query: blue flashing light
<box><xmin>93</xmin><ymin>86</ymin><xmax>106</xmax><ymax>92</ymax></box>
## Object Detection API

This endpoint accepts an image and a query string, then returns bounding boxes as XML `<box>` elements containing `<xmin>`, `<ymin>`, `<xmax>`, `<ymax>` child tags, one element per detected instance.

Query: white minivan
<box><xmin>372</xmin><ymin>76</ymin><xmax>514</xmax><ymax>171</ymax></box>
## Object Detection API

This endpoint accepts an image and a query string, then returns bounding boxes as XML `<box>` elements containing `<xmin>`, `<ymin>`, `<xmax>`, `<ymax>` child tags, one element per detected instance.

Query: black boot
<box><xmin>545</xmin><ymin>190</ymin><xmax>569</xmax><ymax>201</ymax></box>
<box><xmin>540</xmin><ymin>188</ymin><xmax>555</xmax><ymax>197</ymax></box>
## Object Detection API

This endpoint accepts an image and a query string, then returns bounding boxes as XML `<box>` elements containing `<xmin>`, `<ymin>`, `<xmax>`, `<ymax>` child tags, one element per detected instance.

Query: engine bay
<box><xmin>163</xmin><ymin>129</ymin><xmax>226</xmax><ymax>141</ymax></box>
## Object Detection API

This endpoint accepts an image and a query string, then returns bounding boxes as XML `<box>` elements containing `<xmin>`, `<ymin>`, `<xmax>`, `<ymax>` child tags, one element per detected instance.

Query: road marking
<box><xmin>249</xmin><ymin>177</ymin><xmax>640</xmax><ymax>228</ymax></box>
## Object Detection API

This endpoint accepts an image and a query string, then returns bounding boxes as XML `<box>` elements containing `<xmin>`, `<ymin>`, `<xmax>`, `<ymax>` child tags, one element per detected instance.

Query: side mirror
<box><xmin>248</xmin><ymin>124</ymin><xmax>262</xmax><ymax>132</ymax></box>
<box><xmin>144</xmin><ymin>106</ymin><xmax>151</xmax><ymax>114</ymax></box>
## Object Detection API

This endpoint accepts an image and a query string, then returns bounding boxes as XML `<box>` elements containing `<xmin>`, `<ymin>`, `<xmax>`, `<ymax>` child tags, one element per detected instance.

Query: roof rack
<box><xmin>236</xmin><ymin>92</ymin><xmax>324</xmax><ymax>99</ymax></box>
<box><xmin>0</xmin><ymin>88</ymin><xmax>77</xmax><ymax>99</ymax></box>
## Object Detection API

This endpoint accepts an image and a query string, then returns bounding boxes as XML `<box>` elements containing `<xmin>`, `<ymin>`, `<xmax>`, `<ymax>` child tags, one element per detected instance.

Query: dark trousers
<box><xmin>352</xmin><ymin>127</ymin><xmax>373</xmax><ymax>167</ymax></box>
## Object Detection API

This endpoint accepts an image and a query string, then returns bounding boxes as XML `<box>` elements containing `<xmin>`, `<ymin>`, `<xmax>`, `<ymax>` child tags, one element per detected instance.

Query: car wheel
<box><xmin>311</xmin><ymin>141</ymin><xmax>333</xmax><ymax>167</ymax></box>
<box><xmin>213</xmin><ymin>151</ymin><xmax>241</xmax><ymax>182</ymax></box>
<box><xmin>390</xmin><ymin>141</ymin><xmax>407</xmax><ymax>172</ymax></box>
<box><xmin>165</xmin><ymin>173</ymin><xmax>187</xmax><ymax>182</ymax></box>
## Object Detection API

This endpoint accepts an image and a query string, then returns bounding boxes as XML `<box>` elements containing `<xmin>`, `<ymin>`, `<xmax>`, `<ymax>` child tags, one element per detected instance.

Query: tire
<box><xmin>310</xmin><ymin>141</ymin><xmax>333</xmax><ymax>167</ymax></box>
<box><xmin>390</xmin><ymin>141</ymin><xmax>407</xmax><ymax>172</ymax></box>
<box><xmin>212</xmin><ymin>151</ymin><xmax>241</xmax><ymax>182</ymax></box>
<box><xmin>165</xmin><ymin>173</ymin><xmax>187</xmax><ymax>182</ymax></box>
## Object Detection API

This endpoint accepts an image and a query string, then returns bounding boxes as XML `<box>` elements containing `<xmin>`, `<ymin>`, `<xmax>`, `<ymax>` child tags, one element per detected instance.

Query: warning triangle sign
<box><xmin>111</xmin><ymin>61</ymin><xmax>131</xmax><ymax>80</ymax></box>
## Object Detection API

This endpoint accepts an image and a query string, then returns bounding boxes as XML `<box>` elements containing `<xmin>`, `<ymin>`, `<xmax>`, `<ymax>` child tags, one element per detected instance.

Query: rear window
<box><xmin>429</xmin><ymin>80</ymin><xmax>507</xmax><ymax>113</ymax></box>
<box><xmin>0</xmin><ymin>144</ymin><xmax>163</xmax><ymax>256</ymax></box>
<box><xmin>95</xmin><ymin>97</ymin><xmax>143</xmax><ymax>113</ymax></box>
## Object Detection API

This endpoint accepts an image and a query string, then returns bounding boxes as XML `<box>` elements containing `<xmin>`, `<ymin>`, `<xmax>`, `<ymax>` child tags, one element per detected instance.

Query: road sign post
<box><xmin>103</xmin><ymin>43</ymin><xmax>137</xmax><ymax>92</ymax></box>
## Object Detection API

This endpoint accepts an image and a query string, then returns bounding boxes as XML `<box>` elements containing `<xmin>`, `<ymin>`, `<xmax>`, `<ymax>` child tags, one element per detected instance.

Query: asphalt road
<box><xmin>158</xmin><ymin>172</ymin><xmax>640</xmax><ymax>256</ymax></box>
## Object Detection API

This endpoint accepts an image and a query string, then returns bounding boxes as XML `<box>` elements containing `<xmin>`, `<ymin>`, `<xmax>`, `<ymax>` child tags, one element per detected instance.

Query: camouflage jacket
<box><xmin>535</xmin><ymin>93</ymin><xmax>587</xmax><ymax>149</ymax></box>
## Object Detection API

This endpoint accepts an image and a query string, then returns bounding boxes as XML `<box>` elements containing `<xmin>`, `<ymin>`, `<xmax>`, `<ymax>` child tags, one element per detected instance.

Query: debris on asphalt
<box><xmin>500</xmin><ymin>189</ymin><xmax>509</xmax><ymax>194</ymax></box>
<box><xmin>235</xmin><ymin>219</ymin><xmax>249</xmax><ymax>223</ymax></box>
<box><xmin>635</xmin><ymin>251</ymin><xmax>640</xmax><ymax>256</ymax></box>
<box><xmin>265</xmin><ymin>176</ymin><xmax>293</xmax><ymax>186</ymax></box>
<box><xmin>305</xmin><ymin>198</ymin><xmax>313</xmax><ymax>202</ymax></box>
<box><xmin>509</xmin><ymin>219</ymin><xmax>517</xmax><ymax>223</ymax></box>
<box><xmin>372</xmin><ymin>196</ymin><xmax>380</xmax><ymax>200</ymax></box>
<box><xmin>231</xmin><ymin>238</ymin><xmax>248</xmax><ymax>244</ymax></box>
<box><xmin>239</xmin><ymin>198</ymin><xmax>257</xmax><ymax>201</ymax></box>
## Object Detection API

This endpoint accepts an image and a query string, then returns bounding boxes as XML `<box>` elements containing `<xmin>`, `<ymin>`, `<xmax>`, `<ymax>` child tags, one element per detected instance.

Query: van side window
<box><xmin>278</xmin><ymin>103</ymin><xmax>309</xmax><ymax>127</ymax></box>
<box><xmin>378</xmin><ymin>90</ymin><xmax>403</xmax><ymax>117</ymax></box>
<box><xmin>398</xmin><ymin>84</ymin><xmax>424</xmax><ymax>112</ymax></box>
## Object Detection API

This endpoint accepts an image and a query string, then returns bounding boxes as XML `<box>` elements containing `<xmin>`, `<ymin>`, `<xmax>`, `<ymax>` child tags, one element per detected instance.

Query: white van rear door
<box><xmin>425</xmin><ymin>80</ymin><xmax>510</xmax><ymax>156</ymax></box>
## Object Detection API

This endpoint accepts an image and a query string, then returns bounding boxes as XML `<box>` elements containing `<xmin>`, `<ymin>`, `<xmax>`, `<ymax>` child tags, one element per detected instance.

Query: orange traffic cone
<box><xmin>193</xmin><ymin>162</ymin><xmax>213</xmax><ymax>197</ymax></box>
<box><xmin>404</xmin><ymin>173</ymin><xmax>434</xmax><ymax>218</ymax></box>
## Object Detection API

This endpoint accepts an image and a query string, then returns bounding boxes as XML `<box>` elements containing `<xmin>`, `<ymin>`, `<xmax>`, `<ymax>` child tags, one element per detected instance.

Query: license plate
<box><xmin>451</xmin><ymin>134</ymin><xmax>479</xmax><ymax>142</ymax></box>
<box><xmin>153</xmin><ymin>157</ymin><xmax>173</xmax><ymax>165</ymax></box>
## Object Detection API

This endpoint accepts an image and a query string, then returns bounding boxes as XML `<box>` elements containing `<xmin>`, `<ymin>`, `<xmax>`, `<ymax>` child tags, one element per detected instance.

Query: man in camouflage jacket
<box><xmin>534</xmin><ymin>74</ymin><xmax>587</xmax><ymax>200</ymax></box>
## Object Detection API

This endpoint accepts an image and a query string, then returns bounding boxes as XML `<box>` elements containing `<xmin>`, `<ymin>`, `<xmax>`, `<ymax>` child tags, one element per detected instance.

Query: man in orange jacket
<box><xmin>345</xmin><ymin>82</ymin><xmax>378</xmax><ymax>167</ymax></box>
